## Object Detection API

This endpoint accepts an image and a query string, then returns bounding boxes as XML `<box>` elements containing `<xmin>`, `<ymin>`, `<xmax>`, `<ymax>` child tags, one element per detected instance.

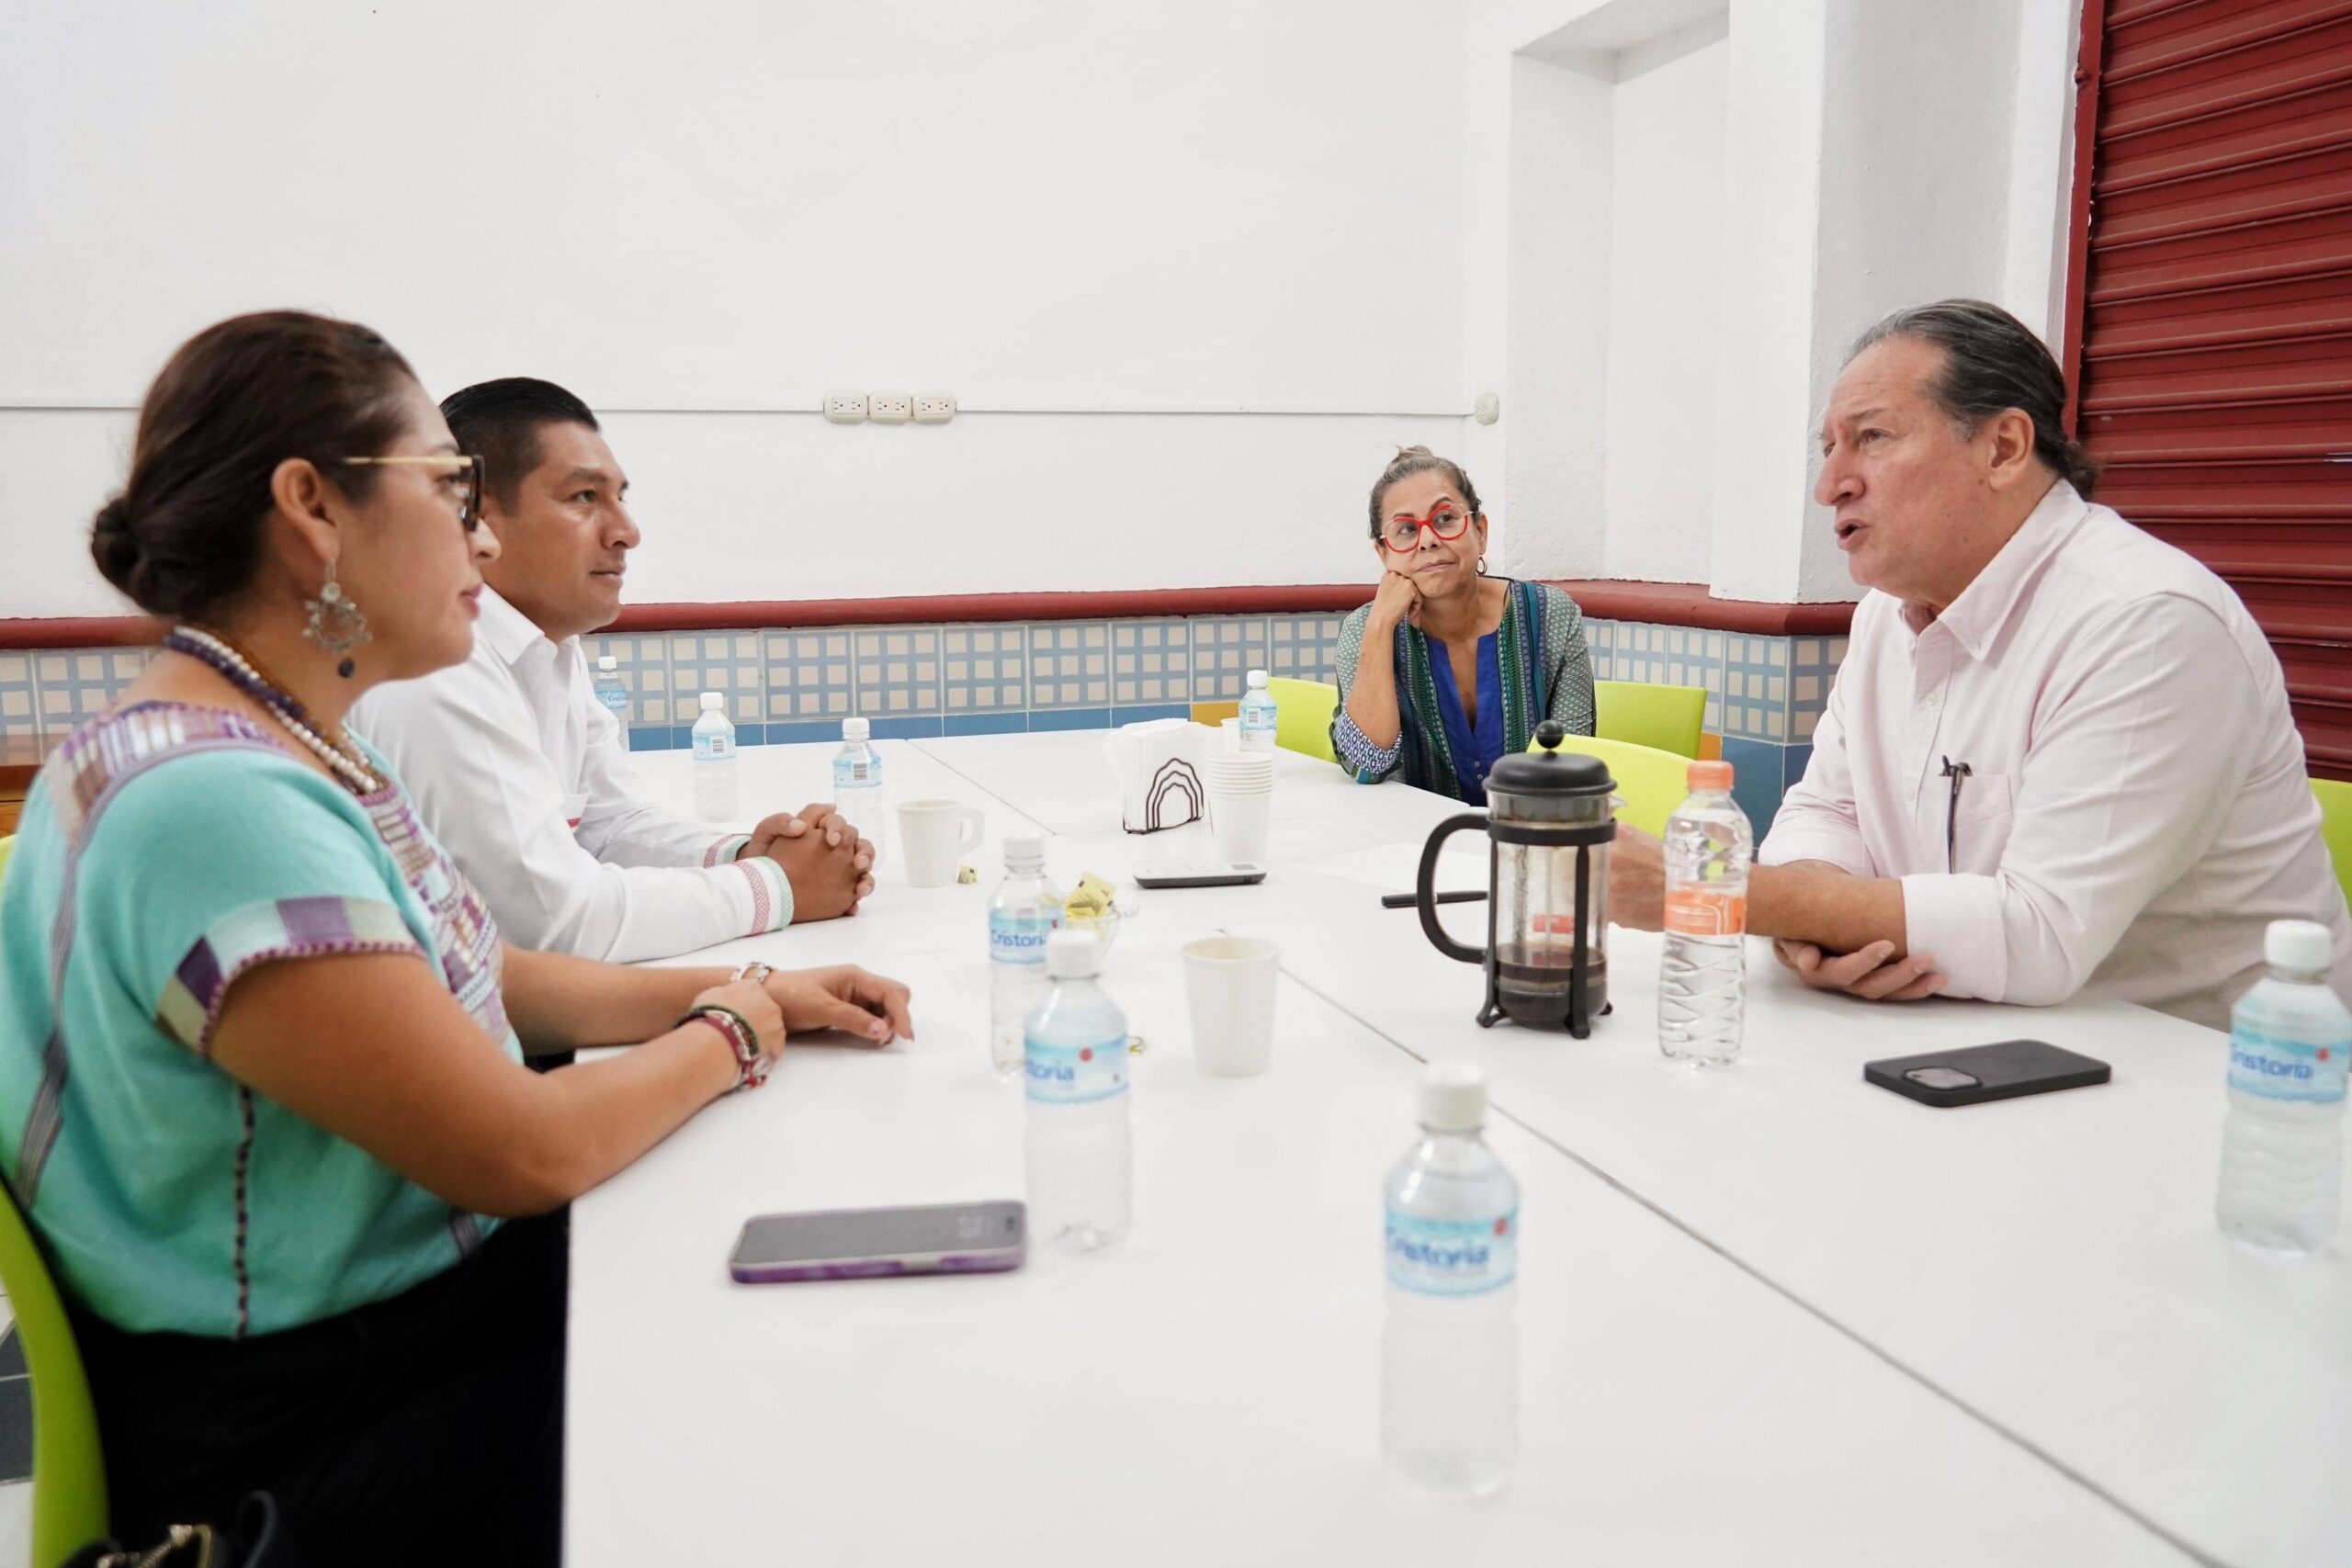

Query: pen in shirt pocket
<box><xmin>1940</xmin><ymin>756</ymin><xmax>1972</xmax><ymax>872</ymax></box>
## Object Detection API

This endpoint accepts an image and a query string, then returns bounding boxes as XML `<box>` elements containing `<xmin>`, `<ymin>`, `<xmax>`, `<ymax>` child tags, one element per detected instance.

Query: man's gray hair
<box><xmin>1848</xmin><ymin>299</ymin><xmax>2100</xmax><ymax>498</ymax></box>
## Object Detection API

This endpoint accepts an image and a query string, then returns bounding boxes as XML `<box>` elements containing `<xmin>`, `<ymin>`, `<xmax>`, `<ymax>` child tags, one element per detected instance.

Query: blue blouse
<box><xmin>1426</xmin><ymin>634</ymin><xmax>1507</xmax><ymax>806</ymax></box>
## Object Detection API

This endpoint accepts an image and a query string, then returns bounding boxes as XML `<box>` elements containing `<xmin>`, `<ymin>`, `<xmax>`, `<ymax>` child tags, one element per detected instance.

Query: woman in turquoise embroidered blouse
<box><xmin>0</xmin><ymin>313</ymin><xmax>912</xmax><ymax>1563</ymax></box>
<box><xmin>1333</xmin><ymin>446</ymin><xmax>1596</xmax><ymax>804</ymax></box>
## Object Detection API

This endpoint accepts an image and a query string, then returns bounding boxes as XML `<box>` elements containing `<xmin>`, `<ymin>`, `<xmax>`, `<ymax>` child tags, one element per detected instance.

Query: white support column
<box><xmin>1705</xmin><ymin>0</ymin><xmax>1834</xmax><ymax>604</ymax></box>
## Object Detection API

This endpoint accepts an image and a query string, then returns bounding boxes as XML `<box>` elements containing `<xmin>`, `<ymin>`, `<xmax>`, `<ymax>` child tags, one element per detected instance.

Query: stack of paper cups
<box><xmin>1203</xmin><ymin>753</ymin><xmax>1274</xmax><ymax>865</ymax></box>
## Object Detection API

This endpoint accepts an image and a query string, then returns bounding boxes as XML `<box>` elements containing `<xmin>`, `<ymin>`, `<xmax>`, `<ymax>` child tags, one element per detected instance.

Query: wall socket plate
<box><xmin>867</xmin><ymin>391</ymin><xmax>913</xmax><ymax>424</ymax></box>
<box><xmin>911</xmin><ymin>392</ymin><xmax>956</xmax><ymax>424</ymax></box>
<box><xmin>823</xmin><ymin>391</ymin><xmax>867</xmax><ymax>423</ymax></box>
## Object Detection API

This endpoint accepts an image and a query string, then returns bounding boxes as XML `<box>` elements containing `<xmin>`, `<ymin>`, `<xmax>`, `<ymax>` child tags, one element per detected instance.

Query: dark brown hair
<box><xmin>1848</xmin><ymin>299</ymin><xmax>2100</xmax><ymax>497</ymax></box>
<box><xmin>439</xmin><ymin>377</ymin><xmax>601</xmax><ymax>509</ymax></box>
<box><xmin>1367</xmin><ymin>446</ymin><xmax>1484</xmax><ymax>543</ymax></box>
<box><xmin>91</xmin><ymin>310</ymin><xmax>420</xmax><ymax>621</ymax></box>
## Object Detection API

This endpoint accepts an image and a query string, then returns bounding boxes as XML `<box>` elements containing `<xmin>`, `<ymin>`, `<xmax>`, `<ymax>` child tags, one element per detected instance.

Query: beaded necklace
<box><xmin>164</xmin><ymin>624</ymin><xmax>384</xmax><ymax>796</ymax></box>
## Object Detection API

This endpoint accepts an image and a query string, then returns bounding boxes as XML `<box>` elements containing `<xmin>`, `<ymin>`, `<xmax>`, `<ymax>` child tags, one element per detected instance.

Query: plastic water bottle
<box><xmin>831</xmin><ymin>716</ymin><xmax>886</xmax><ymax>868</ymax></box>
<box><xmin>2218</xmin><ymin>919</ymin><xmax>2348</xmax><ymax>1252</ymax></box>
<box><xmin>691</xmin><ymin>692</ymin><xmax>739</xmax><ymax>822</ymax></box>
<box><xmin>989</xmin><ymin>835</ymin><xmax>1064</xmax><ymax>1079</ymax></box>
<box><xmin>1239</xmin><ymin>668</ymin><xmax>1279</xmax><ymax>755</ymax></box>
<box><xmin>1384</xmin><ymin>1060</ymin><xmax>1518</xmax><ymax>1498</ymax></box>
<box><xmin>1024</xmin><ymin>930</ymin><xmax>1130</xmax><ymax>1253</ymax></box>
<box><xmin>1658</xmin><ymin>760</ymin><xmax>1753</xmax><ymax>1066</ymax></box>
<box><xmin>591</xmin><ymin>655</ymin><xmax>631</xmax><ymax>750</ymax></box>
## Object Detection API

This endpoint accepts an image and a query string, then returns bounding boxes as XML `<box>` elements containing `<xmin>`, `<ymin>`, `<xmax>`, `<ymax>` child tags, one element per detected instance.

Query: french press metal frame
<box><xmin>1415</xmin><ymin>808</ymin><xmax>1613</xmax><ymax>1038</ymax></box>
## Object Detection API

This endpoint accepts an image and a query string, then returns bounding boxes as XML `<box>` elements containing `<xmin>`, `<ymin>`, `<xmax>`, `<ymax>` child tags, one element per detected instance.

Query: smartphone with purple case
<box><xmin>729</xmin><ymin>1200</ymin><xmax>1026</xmax><ymax>1282</ymax></box>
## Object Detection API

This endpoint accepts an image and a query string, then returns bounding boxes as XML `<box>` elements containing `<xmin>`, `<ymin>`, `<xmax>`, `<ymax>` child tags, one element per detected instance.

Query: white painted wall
<box><xmin>1498</xmin><ymin>55</ymin><xmax>1614</xmax><ymax>587</ymax></box>
<box><xmin>1</xmin><ymin>0</ymin><xmax>2086</xmax><ymax>619</ymax></box>
<box><xmin>1703</xmin><ymin>0</ymin><xmax>1835</xmax><ymax>604</ymax></box>
<box><xmin>2005</xmin><ymin>0</ymin><xmax>2087</xmax><ymax>348</ymax></box>
<box><xmin>0</xmin><ymin>0</ymin><xmax>1470</xmax><ymax>617</ymax></box>
<box><xmin>1469</xmin><ymin>0</ymin><xmax>2081</xmax><ymax>604</ymax></box>
<box><xmin>1601</xmin><ymin>29</ymin><xmax>1728</xmax><ymax>585</ymax></box>
<box><xmin>1487</xmin><ymin>6</ymin><xmax>1730</xmax><ymax>591</ymax></box>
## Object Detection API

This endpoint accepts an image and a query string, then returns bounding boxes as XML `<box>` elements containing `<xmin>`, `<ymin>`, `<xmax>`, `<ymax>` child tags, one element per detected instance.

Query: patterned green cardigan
<box><xmin>1330</xmin><ymin>580</ymin><xmax>1596</xmax><ymax>800</ymax></box>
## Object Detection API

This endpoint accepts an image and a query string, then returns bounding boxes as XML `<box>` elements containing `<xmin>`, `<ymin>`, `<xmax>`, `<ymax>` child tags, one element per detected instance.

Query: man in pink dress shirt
<box><xmin>1611</xmin><ymin>299</ymin><xmax>2350</xmax><ymax>1028</ymax></box>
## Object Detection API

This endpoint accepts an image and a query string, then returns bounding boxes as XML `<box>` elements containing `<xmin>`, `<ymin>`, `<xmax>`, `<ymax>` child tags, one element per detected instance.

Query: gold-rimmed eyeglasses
<box><xmin>340</xmin><ymin>454</ymin><xmax>487</xmax><ymax>532</ymax></box>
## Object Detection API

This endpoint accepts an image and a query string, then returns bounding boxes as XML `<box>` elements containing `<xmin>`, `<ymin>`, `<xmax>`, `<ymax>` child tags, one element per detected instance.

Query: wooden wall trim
<box><xmin>0</xmin><ymin>581</ymin><xmax>1857</xmax><ymax>649</ymax></box>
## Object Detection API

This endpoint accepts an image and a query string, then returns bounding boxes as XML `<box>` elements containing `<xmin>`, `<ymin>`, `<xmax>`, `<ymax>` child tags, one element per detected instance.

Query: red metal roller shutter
<box><xmin>2066</xmin><ymin>0</ymin><xmax>2352</xmax><ymax>777</ymax></box>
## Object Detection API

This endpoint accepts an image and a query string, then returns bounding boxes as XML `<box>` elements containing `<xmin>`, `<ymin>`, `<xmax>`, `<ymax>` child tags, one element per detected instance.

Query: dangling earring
<box><xmin>1476</xmin><ymin>554</ymin><xmax>1488</xmax><ymax>576</ymax></box>
<box><xmin>303</xmin><ymin>560</ymin><xmax>371</xmax><ymax>678</ymax></box>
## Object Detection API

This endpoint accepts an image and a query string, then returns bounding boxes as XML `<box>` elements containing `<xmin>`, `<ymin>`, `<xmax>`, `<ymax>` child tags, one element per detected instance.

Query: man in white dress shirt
<box><xmin>354</xmin><ymin>379</ymin><xmax>871</xmax><ymax>963</ymax></box>
<box><xmin>1610</xmin><ymin>300</ymin><xmax>2349</xmax><ymax>1027</ymax></box>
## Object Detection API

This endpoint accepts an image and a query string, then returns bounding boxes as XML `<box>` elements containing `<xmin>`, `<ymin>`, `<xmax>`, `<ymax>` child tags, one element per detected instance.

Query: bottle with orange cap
<box><xmin>1659</xmin><ymin>760</ymin><xmax>1753</xmax><ymax>1066</ymax></box>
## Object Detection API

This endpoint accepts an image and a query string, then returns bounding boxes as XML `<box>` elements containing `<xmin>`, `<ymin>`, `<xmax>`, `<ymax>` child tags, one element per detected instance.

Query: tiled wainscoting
<box><xmin>0</xmin><ymin>615</ymin><xmax>1849</xmax><ymax>829</ymax></box>
<box><xmin>1591</xmin><ymin>622</ymin><xmax>1849</xmax><ymax>831</ymax></box>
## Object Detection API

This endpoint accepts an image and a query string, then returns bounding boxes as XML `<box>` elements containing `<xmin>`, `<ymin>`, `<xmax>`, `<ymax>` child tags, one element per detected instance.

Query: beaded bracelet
<box><xmin>679</xmin><ymin>1004</ymin><xmax>771</xmax><ymax>1092</ymax></box>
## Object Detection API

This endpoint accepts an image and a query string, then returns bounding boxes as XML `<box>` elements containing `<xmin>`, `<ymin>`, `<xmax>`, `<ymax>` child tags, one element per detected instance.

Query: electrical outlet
<box><xmin>823</xmin><ymin>391</ymin><xmax>867</xmax><ymax>423</ymax></box>
<box><xmin>911</xmin><ymin>392</ymin><xmax>956</xmax><ymax>424</ymax></box>
<box><xmin>867</xmin><ymin>391</ymin><xmax>912</xmax><ymax>424</ymax></box>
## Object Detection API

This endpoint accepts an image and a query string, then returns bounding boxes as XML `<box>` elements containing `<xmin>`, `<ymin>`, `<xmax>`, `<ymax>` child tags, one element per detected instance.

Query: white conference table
<box><xmin>562</xmin><ymin>735</ymin><xmax>2347</xmax><ymax>1566</ymax></box>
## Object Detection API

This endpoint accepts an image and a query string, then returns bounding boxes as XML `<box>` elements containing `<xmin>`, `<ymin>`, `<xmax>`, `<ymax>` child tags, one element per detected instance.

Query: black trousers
<box><xmin>74</xmin><ymin>1209</ymin><xmax>568</xmax><ymax>1567</ymax></box>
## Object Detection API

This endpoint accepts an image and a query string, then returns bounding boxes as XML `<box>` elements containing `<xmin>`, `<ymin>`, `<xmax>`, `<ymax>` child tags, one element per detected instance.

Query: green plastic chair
<box><xmin>1532</xmin><ymin>732</ymin><xmax>1694</xmax><ymax>839</ymax></box>
<box><xmin>1594</xmin><ymin>680</ymin><xmax>1707</xmax><ymax>760</ymax></box>
<box><xmin>1266</xmin><ymin>678</ymin><xmax>1339</xmax><ymax>764</ymax></box>
<box><xmin>2312</xmin><ymin>780</ymin><xmax>2352</xmax><ymax>908</ymax></box>
<box><xmin>0</xmin><ymin>833</ymin><xmax>111</xmax><ymax>1566</ymax></box>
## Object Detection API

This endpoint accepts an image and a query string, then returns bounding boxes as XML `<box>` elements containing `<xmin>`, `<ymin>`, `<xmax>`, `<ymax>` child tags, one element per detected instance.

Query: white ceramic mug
<box><xmin>896</xmin><ymin>799</ymin><xmax>984</xmax><ymax>886</ymax></box>
<box><xmin>1183</xmin><ymin>935</ymin><xmax>1281</xmax><ymax>1076</ymax></box>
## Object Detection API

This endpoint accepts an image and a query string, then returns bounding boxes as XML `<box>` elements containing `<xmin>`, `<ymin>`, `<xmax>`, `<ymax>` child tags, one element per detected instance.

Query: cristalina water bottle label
<box><xmin>2229</xmin><ymin>1025</ymin><xmax>2349</xmax><ymax>1104</ymax></box>
<box><xmin>989</xmin><ymin>909</ymin><xmax>1057</xmax><ymax>966</ymax></box>
<box><xmin>1664</xmin><ymin>886</ymin><xmax>1747</xmax><ymax>938</ymax></box>
<box><xmin>1385</xmin><ymin>1208</ymin><xmax>1518</xmax><ymax>1296</ymax></box>
<box><xmin>1023</xmin><ymin>1034</ymin><xmax>1129</xmax><ymax>1105</ymax></box>
<box><xmin>693</xmin><ymin>731</ymin><xmax>734</xmax><ymax>761</ymax></box>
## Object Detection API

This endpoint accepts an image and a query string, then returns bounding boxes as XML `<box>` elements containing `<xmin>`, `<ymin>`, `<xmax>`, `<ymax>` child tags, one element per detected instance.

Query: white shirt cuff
<box><xmin>729</xmin><ymin>855</ymin><xmax>793</xmax><ymax>935</ymax></box>
<box><xmin>1900</xmin><ymin>873</ymin><xmax>2007</xmax><ymax>1001</ymax></box>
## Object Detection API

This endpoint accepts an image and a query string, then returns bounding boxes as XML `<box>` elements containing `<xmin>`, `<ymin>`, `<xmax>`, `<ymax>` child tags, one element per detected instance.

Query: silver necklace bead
<box><xmin>172</xmin><ymin>626</ymin><xmax>383</xmax><ymax>795</ymax></box>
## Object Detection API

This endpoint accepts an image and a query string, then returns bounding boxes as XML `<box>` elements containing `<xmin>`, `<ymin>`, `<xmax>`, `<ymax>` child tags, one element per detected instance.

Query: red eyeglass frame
<box><xmin>1381</xmin><ymin>504</ymin><xmax>1475</xmax><ymax>554</ymax></box>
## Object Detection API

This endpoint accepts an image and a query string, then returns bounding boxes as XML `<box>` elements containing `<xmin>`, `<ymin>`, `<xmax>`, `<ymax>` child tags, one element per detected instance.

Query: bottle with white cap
<box><xmin>988</xmin><ymin>835</ymin><xmax>1064</xmax><ymax>1078</ymax></box>
<box><xmin>831</xmin><ymin>716</ymin><xmax>886</xmax><ymax>868</ymax></box>
<box><xmin>1023</xmin><ymin>929</ymin><xmax>1130</xmax><ymax>1253</ymax></box>
<box><xmin>690</xmin><ymin>692</ymin><xmax>739</xmax><ymax>821</ymax></box>
<box><xmin>1238</xmin><ymin>668</ymin><xmax>1279</xmax><ymax>755</ymax></box>
<box><xmin>591</xmin><ymin>654</ymin><xmax>632</xmax><ymax>750</ymax></box>
<box><xmin>2218</xmin><ymin>918</ymin><xmax>2349</xmax><ymax>1251</ymax></box>
<box><xmin>1383</xmin><ymin>1060</ymin><xmax>1518</xmax><ymax>1498</ymax></box>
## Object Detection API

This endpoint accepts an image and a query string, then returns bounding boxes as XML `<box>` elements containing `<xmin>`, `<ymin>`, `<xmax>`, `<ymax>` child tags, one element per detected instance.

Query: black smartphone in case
<box><xmin>1132</xmin><ymin>865</ymin><xmax>1267</xmax><ymax>888</ymax></box>
<box><xmin>1864</xmin><ymin>1040</ymin><xmax>2111</xmax><ymax>1108</ymax></box>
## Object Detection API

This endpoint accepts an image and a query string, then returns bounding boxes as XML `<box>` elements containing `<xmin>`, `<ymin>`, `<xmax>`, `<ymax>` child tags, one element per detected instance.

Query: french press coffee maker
<box><xmin>1414</xmin><ymin>721</ymin><xmax>1618</xmax><ymax>1036</ymax></box>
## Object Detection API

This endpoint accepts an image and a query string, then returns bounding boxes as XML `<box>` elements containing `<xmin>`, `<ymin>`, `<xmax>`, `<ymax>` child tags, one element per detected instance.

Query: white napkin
<box><xmin>1102</xmin><ymin>719</ymin><xmax>1211</xmax><ymax>833</ymax></box>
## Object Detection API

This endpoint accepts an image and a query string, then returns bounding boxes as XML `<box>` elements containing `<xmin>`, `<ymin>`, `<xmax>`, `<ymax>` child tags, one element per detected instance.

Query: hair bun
<box><xmin>90</xmin><ymin>491</ymin><xmax>159</xmax><ymax>606</ymax></box>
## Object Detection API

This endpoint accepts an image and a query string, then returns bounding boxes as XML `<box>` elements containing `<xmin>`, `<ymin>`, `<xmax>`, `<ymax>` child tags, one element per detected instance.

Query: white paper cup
<box><xmin>1203</xmin><ymin>755</ymin><xmax>1274</xmax><ymax>790</ymax></box>
<box><xmin>1217</xmin><ymin>717</ymin><xmax>1241</xmax><ymax>753</ymax></box>
<box><xmin>1183</xmin><ymin>936</ymin><xmax>1281</xmax><ymax>1076</ymax></box>
<box><xmin>1207</xmin><ymin>786</ymin><xmax>1272</xmax><ymax>864</ymax></box>
<box><xmin>896</xmin><ymin>799</ymin><xmax>984</xmax><ymax>886</ymax></box>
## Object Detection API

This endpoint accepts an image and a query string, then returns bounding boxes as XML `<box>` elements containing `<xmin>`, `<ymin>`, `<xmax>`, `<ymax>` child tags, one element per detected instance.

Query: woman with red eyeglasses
<box><xmin>1332</xmin><ymin>446</ymin><xmax>1594</xmax><ymax>805</ymax></box>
